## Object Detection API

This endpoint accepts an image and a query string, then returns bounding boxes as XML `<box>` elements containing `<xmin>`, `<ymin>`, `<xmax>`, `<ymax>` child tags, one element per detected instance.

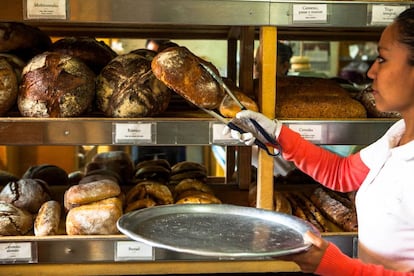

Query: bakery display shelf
<box><xmin>1</xmin><ymin>0</ymin><xmax>413</xmax><ymax>41</ymax></box>
<box><xmin>0</xmin><ymin>182</ymin><xmax>356</xmax><ymax>274</ymax></box>
<box><xmin>0</xmin><ymin>117</ymin><xmax>397</xmax><ymax>145</ymax></box>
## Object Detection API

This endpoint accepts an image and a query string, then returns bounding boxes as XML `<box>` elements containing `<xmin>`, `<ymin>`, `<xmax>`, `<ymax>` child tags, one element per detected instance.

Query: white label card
<box><xmin>211</xmin><ymin>123</ymin><xmax>242</xmax><ymax>145</ymax></box>
<box><xmin>25</xmin><ymin>0</ymin><xmax>67</xmax><ymax>20</ymax></box>
<box><xmin>115</xmin><ymin>241</ymin><xmax>154</xmax><ymax>261</ymax></box>
<box><xmin>0</xmin><ymin>242</ymin><xmax>33</xmax><ymax>263</ymax></box>
<box><xmin>288</xmin><ymin>124</ymin><xmax>322</xmax><ymax>142</ymax></box>
<box><xmin>114</xmin><ymin>123</ymin><xmax>154</xmax><ymax>144</ymax></box>
<box><xmin>371</xmin><ymin>5</ymin><xmax>408</xmax><ymax>24</ymax></box>
<box><xmin>293</xmin><ymin>4</ymin><xmax>328</xmax><ymax>22</ymax></box>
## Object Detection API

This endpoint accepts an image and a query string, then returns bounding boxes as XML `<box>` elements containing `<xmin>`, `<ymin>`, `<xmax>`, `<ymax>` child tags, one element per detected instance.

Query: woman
<box><xmin>227</xmin><ymin>7</ymin><xmax>414</xmax><ymax>275</ymax></box>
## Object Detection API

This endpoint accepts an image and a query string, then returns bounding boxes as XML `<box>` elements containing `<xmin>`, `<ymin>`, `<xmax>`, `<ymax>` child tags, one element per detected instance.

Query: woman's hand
<box><xmin>223</xmin><ymin>110</ymin><xmax>282</xmax><ymax>145</ymax></box>
<box><xmin>278</xmin><ymin>231</ymin><xmax>329</xmax><ymax>273</ymax></box>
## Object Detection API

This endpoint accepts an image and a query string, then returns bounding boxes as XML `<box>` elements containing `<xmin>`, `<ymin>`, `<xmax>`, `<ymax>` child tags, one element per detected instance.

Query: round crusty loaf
<box><xmin>0</xmin><ymin>179</ymin><xmax>51</xmax><ymax>213</ymax></box>
<box><xmin>51</xmin><ymin>36</ymin><xmax>118</xmax><ymax>74</ymax></box>
<box><xmin>0</xmin><ymin>57</ymin><xmax>19</xmax><ymax>116</ymax></box>
<box><xmin>87</xmin><ymin>151</ymin><xmax>134</xmax><ymax>186</ymax></box>
<box><xmin>18</xmin><ymin>51</ymin><xmax>96</xmax><ymax>117</ymax></box>
<box><xmin>96</xmin><ymin>52</ymin><xmax>171</xmax><ymax>118</ymax></box>
<box><xmin>0</xmin><ymin>201</ymin><xmax>34</xmax><ymax>235</ymax></box>
<box><xmin>0</xmin><ymin>22</ymin><xmax>52</xmax><ymax>61</ymax></box>
<box><xmin>151</xmin><ymin>46</ymin><xmax>225</xmax><ymax>109</ymax></box>
<box><xmin>22</xmin><ymin>164</ymin><xmax>69</xmax><ymax>186</ymax></box>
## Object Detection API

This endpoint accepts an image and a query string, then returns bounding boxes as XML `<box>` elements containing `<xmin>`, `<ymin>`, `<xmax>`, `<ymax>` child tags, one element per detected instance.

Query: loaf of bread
<box><xmin>125</xmin><ymin>180</ymin><xmax>173</xmax><ymax>207</ymax></box>
<box><xmin>151</xmin><ymin>46</ymin><xmax>225</xmax><ymax>109</ymax></box>
<box><xmin>219</xmin><ymin>91</ymin><xmax>259</xmax><ymax>118</ymax></box>
<box><xmin>18</xmin><ymin>51</ymin><xmax>96</xmax><ymax>117</ymax></box>
<box><xmin>175</xmin><ymin>191</ymin><xmax>222</xmax><ymax>204</ymax></box>
<box><xmin>0</xmin><ymin>22</ymin><xmax>52</xmax><ymax>61</ymax></box>
<box><xmin>51</xmin><ymin>37</ymin><xmax>117</xmax><ymax>74</ymax></box>
<box><xmin>96</xmin><ymin>52</ymin><xmax>171</xmax><ymax>118</ymax></box>
<box><xmin>0</xmin><ymin>201</ymin><xmax>34</xmax><ymax>235</ymax></box>
<box><xmin>64</xmin><ymin>178</ymin><xmax>121</xmax><ymax>210</ymax></box>
<box><xmin>310</xmin><ymin>187</ymin><xmax>358</xmax><ymax>232</ymax></box>
<box><xmin>66</xmin><ymin>197</ymin><xmax>122</xmax><ymax>235</ymax></box>
<box><xmin>355</xmin><ymin>88</ymin><xmax>401</xmax><ymax>118</ymax></box>
<box><xmin>22</xmin><ymin>164</ymin><xmax>69</xmax><ymax>186</ymax></box>
<box><xmin>0</xmin><ymin>179</ymin><xmax>51</xmax><ymax>213</ymax></box>
<box><xmin>87</xmin><ymin>151</ymin><xmax>134</xmax><ymax>186</ymax></box>
<box><xmin>276</xmin><ymin>94</ymin><xmax>367</xmax><ymax>118</ymax></box>
<box><xmin>259</xmin><ymin>76</ymin><xmax>367</xmax><ymax>119</ymax></box>
<box><xmin>34</xmin><ymin>200</ymin><xmax>61</xmax><ymax>236</ymax></box>
<box><xmin>0</xmin><ymin>57</ymin><xmax>19</xmax><ymax>116</ymax></box>
<box><xmin>170</xmin><ymin>161</ymin><xmax>207</xmax><ymax>184</ymax></box>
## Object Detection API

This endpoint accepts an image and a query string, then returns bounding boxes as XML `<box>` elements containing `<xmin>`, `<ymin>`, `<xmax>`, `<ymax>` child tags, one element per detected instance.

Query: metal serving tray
<box><xmin>117</xmin><ymin>204</ymin><xmax>318</xmax><ymax>258</ymax></box>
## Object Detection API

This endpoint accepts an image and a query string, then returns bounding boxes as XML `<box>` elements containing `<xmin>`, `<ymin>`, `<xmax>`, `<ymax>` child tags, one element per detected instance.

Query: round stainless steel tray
<box><xmin>117</xmin><ymin>204</ymin><xmax>318</xmax><ymax>257</ymax></box>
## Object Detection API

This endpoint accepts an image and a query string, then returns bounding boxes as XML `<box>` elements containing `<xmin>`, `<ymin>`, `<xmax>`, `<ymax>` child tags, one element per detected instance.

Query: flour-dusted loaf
<box><xmin>151</xmin><ymin>46</ymin><xmax>225</xmax><ymax>109</ymax></box>
<box><xmin>51</xmin><ymin>36</ymin><xmax>118</xmax><ymax>74</ymax></box>
<box><xmin>0</xmin><ymin>201</ymin><xmax>34</xmax><ymax>235</ymax></box>
<box><xmin>18</xmin><ymin>51</ymin><xmax>96</xmax><ymax>117</ymax></box>
<box><xmin>64</xmin><ymin>178</ymin><xmax>121</xmax><ymax>210</ymax></box>
<box><xmin>0</xmin><ymin>57</ymin><xmax>19</xmax><ymax>115</ymax></box>
<box><xmin>96</xmin><ymin>52</ymin><xmax>171</xmax><ymax>118</ymax></box>
<box><xmin>66</xmin><ymin>197</ymin><xmax>123</xmax><ymax>235</ymax></box>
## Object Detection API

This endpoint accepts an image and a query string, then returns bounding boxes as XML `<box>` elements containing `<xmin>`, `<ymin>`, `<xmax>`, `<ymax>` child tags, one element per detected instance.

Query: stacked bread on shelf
<box><xmin>0</xmin><ymin>151</ymin><xmax>223</xmax><ymax>236</ymax></box>
<box><xmin>249</xmin><ymin>182</ymin><xmax>358</xmax><ymax>232</ymax></box>
<box><xmin>0</xmin><ymin>21</ymin><xmax>397</xmax><ymax>119</ymax></box>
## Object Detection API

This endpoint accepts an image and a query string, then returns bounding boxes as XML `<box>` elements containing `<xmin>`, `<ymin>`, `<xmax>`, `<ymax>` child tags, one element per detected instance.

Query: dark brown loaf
<box><xmin>0</xmin><ymin>22</ymin><xmax>52</xmax><ymax>61</ymax></box>
<box><xmin>18</xmin><ymin>51</ymin><xmax>96</xmax><ymax>117</ymax></box>
<box><xmin>0</xmin><ymin>57</ymin><xmax>19</xmax><ymax>115</ymax></box>
<box><xmin>151</xmin><ymin>46</ymin><xmax>225</xmax><ymax>109</ymax></box>
<box><xmin>0</xmin><ymin>179</ymin><xmax>51</xmax><ymax>213</ymax></box>
<box><xmin>34</xmin><ymin>200</ymin><xmax>61</xmax><ymax>236</ymax></box>
<box><xmin>51</xmin><ymin>37</ymin><xmax>118</xmax><ymax>74</ymax></box>
<box><xmin>0</xmin><ymin>201</ymin><xmax>34</xmax><ymax>235</ymax></box>
<box><xmin>22</xmin><ymin>164</ymin><xmax>69</xmax><ymax>186</ymax></box>
<box><xmin>88</xmin><ymin>151</ymin><xmax>134</xmax><ymax>185</ymax></box>
<box><xmin>125</xmin><ymin>180</ymin><xmax>173</xmax><ymax>206</ymax></box>
<box><xmin>356</xmin><ymin>88</ymin><xmax>401</xmax><ymax>118</ymax></box>
<box><xmin>310</xmin><ymin>187</ymin><xmax>358</xmax><ymax>232</ymax></box>
<box><xmin>96</xmin><ymin>52</ymin><xmax>171</xmax><ymax>118</ymax></box>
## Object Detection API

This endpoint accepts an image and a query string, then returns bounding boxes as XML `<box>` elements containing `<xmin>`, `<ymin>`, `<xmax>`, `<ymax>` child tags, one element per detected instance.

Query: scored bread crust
<box><xmin>34</xmin><ymin>200</ymin><xmax>61</xmax><ymax>236</ymax></box>
<box><xmin>151</xmin><ymin>46</ymin><xmax>225</xmax><ymax>109</ymax></box>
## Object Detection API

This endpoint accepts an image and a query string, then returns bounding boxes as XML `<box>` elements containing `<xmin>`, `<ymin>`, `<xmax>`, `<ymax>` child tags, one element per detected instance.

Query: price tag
<box><xmin>288</xmin><ymin>124</ymin><xmax>322</xmax><ymax>142</ymax></box>
<box><xmin>25</xmin><ymin>0</ymin><xmax>68</xmax><ymax>20</ymax></box>
<box><xmin>293</xmin><ymin>4</ymin><xmax>328</xmax><ymax>23</ymax></box>
<box><xmin>211</xmin><ymin>123</ymin><xmax>241</xmax><ymax>145</ymax></box>
<box><xmin>0</xmin><ymin>242</ymin><xmax>36</xmax><ymax>263</ymax></box>
<box><xmin>371</xmin><ymin>5</ymin><xmax>408</xmax><ymax>25</ymax></box>
<box><xmin>113</xmin><ymin>122</ymin><xmax>154</xmax><ymax>144</ymax></box>
<box><xmin>115</xmin><ymin>241</ymin><xmax>154</xmax><ymax>261</ymax></box>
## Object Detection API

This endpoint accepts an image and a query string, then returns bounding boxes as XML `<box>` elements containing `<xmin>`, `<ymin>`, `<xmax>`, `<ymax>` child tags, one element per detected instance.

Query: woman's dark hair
<box><xmin>395</xmin><ymin>7</ymin><xmax>414</xmax><ymax>65</ymax></box>
<box><xmin>277</xmin><ymin>42</ymin><xmax>293</xmax><ymax>64</ymax></box>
